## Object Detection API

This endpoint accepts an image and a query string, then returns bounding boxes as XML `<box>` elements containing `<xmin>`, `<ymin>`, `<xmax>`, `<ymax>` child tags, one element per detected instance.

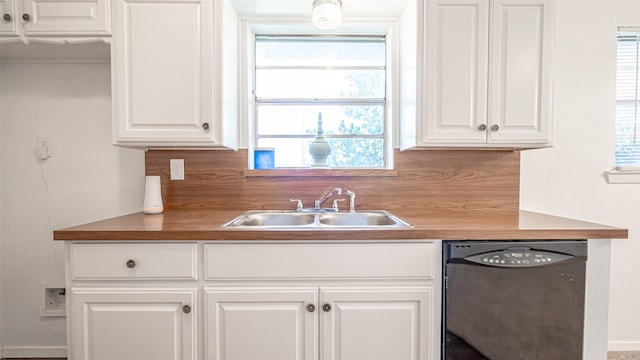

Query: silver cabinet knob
<box><xmin>182</xmin><ymin>305</ymin><xmax>191</xmax><ymax>314</ymax></box>
<box><xmin>126</xmin><ymin>259</ymin><xmax>136</xmax><ymax>268</ymax></box>
<box><xmin>22</xmin><ymin>13</ymin><xmax>30</xmax><ymax>21</ymax></box>
<box><xmin>478</xmin><ymin>124</ymin><xmax>487</xmax><ymax>131</ymax></box>
<box><xmin>322</xmin><ymin>303</ymin><xmax>332</xmax><ymax>312</ymax></box>
<box><xmin>202</xmin><ymin>122</ymin><xmax>209</xmax><ymax>130</ymax></box>
<box><xmin>306</xmin><ymin>304</ymin><xmax>316</xmax><ymax>312</ymax></box>
<box><xmin>491</xmin><ymin>124</ymin><xmax>500</xmax><ymax>132</ymax></box>
<box><xmin>2</xmin><ymin>13</ymin><xmax>11</xmax><ymax>22</ymax></box>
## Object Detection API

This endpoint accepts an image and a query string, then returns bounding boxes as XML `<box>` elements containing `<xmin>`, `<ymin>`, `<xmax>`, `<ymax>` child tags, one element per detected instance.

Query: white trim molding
<box><xmin>583</xmin><ymin>240</ymin><xmax>612</xmax><ymax>360</ymax></box>
<box><xmin>609</xmin><ymin>342</ymin><xmax>640</xmax><ymax>352</ymax></box>
<box><xmin>605</xmin><ymin>167</ymin><xmax>640</xmax><ymax>183</ymax></box>
<box><xmin>2</xmin><ymin>345</ymin><xmax>67</xmax><ymax>358</ymax></box>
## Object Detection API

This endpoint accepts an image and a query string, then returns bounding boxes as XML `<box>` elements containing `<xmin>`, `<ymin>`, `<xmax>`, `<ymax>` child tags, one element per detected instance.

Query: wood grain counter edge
<box><xmin>53</xmin><ymin>210</ymin><xmax>628</xmax><ymax>241</ymax></box>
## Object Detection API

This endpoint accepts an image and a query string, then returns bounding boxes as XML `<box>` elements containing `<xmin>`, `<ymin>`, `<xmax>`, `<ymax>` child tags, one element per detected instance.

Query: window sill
<box><xmin>245</xmin><ymin>168</ymin><xmax>397</xmax><ymax>177</ymax></box>
<box><xmin>605</xmin><ymin>170</ymin><xmax>640</xmax><ymax>184</ymax></box>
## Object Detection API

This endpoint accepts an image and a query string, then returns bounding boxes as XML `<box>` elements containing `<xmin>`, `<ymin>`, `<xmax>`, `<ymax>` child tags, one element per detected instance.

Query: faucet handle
<box><xmin>290</xmin><ymin>199</ymin><xmax>303</xmax><ymax>211</ymax></box>
<box><xmin>332</xmin><ymin>199</ymin><xmax>345</xmax><ymax>211</ymax></box>
<box><xmin>345</xmin><ymin>189</ymin><xmax>356</xmax><ymax>213</ymax></box>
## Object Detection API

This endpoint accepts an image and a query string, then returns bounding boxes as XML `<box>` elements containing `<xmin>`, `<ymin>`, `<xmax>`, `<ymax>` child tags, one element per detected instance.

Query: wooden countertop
<box><xmin>53</xmin><ymin>209</ymin><xmax>628</xmax><ymax>241</ymax></box>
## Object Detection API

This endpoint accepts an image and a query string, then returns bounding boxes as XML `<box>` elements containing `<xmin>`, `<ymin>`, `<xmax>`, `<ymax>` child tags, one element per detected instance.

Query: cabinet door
<box><xmin>0</xmin><ymin>0</ymin><xmax>20</xmax><ymax>35</ymax></box>
<box><xmin>71</xmin><ymin>288</ymin><xmax>197</xmax><ymax>360</ymax></box>
<box><xmin>422</xmin><ymin>0</ymin><xmax>489</xmax><ymax>145</ymax></box>
<box><xmin>112</xmin><ymin>0</ymin><xmax>214</xmax><ymax>145</ymax></box>
<box><xmin>321</xmin><ymin>286</ymin><xmax>434</xmax><ymax>360</ymax></box>
<box><xmin>206</xmin><ymin>287</ymin><xmax>318</xmax><ymax>360</ymax></box>
<box><xmin>21</xmin><ymin>0</ymin><xmax>110</xmax><ymax>35</ymax></box>
<box><xmin>488</xmin><ymin>0</ymin><xmax>554</xmax><ymax>145</ymax></box>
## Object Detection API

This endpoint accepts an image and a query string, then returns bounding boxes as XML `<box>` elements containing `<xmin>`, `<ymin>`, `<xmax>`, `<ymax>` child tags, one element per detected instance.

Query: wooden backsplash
<box><xmin>145</xmin><ymin>149</ymin><xmax>520</xmax><ymax>214</ymax></box>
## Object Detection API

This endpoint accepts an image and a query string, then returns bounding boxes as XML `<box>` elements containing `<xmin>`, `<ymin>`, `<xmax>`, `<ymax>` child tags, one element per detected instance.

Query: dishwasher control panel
<box><xmin>465</xmin><ymin>249</ymin><xmax>572</xmax><ymax>267</ymax></box>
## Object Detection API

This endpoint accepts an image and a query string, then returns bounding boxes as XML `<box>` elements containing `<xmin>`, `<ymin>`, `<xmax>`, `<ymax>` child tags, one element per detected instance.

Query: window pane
<box><xmin>617</xmin><ymin>35</ymin><xmax>640</xmax><ymax>101</ymax></box>
<box><xmin>616</xmin><ymin>31</ymin><xmax>640</xmax><ymax>166</ymax></box>
<box><xmin>257</xmin><ymin>105</ymin><xmax>384</xmax><ymax>136</ymax></box>
<box><xmin>326</xmin><ymin>138</ymin><xmax>384</xmax><ymax>167</ymax></box>
<box><xmin>256</xmin><ymin>69</ymin><xmax>385</xmax><ymax>98</ymax></box>
<box><xmin>254</xmin><ymin>35</ymin><xmax>387</xmax><ymax>169</ymax></box>
<box><xmin>256</xmin><ymin>37</ymin><xmax>385</xmax><ymax>67</ymax></box>
<box><xmin>257</xmin><ymin>137</ymin><xmax>384</xmax><ymax>168</ymax></box>
<box><xmin>615</xmin><ymin>101</ymin><xmax>640</xmax><ymax>165</ymax></box>
<box><xmin>257</xmin><ymin>138</ymin><xmax>311</xmax><ymax>168</ymax></box>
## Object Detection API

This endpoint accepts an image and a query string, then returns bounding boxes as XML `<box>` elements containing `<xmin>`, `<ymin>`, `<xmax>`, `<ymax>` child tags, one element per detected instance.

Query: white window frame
<box><xmin>238</xmin><ymin>19</ymin><xmax>399</xmax><ymax>170</ymax></box>
<box><xmin>607</xmin><ymin>26</ymin><xmax>640</xmax><ymax>183</ymax></box>
<box><xmin>254</xmin><ymin>34</ymin><xmax>387</xmax><ymax>169</ymax></box>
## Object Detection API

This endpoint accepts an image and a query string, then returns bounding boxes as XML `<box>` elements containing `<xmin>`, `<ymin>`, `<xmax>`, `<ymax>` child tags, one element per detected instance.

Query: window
<box><xmin>615</xmin><ymin>29</ymin><xmax>640</xmax><ymax>166</ymax></box>
<box><xmin>254</xmin><ymin>35</ymin><xmax>387</xmax><ymax>168</ymax></box>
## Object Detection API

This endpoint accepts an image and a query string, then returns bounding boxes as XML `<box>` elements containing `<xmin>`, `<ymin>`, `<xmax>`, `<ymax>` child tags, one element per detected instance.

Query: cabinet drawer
<box><xmin>205</xmin><ymin>243</ymin><xmax>435</xmax><ymax>280</ymax></box>
<box><xmin>70</xmin><ymin>243</ymin><xmax>197</xmax><ymax>280</ymax></box>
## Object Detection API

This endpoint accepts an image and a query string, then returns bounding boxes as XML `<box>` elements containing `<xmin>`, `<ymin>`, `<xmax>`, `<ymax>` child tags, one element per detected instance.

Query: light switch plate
<box><xmin>170</xmin><ymin>159</ymin><xmax>185</xmax><ymax>180</ymax></box>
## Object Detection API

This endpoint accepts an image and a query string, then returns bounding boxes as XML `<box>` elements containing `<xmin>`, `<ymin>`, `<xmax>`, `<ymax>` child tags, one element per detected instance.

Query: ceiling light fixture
<box><xmin>312</xmin><ymin>0</ymin><xmax>342</xmax><ymax>30</ymax></box>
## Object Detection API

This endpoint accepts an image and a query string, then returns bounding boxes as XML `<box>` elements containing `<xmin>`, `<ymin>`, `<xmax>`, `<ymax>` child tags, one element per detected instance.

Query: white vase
<box><xmin>309</xmin><ymin>112</ymin><xmax>331</xmax><ymax>168</ymax></box>
<box><xmin>143</xmin><ymin>175</ymin><xmax>164</xmax><ymax>214</ymax></box>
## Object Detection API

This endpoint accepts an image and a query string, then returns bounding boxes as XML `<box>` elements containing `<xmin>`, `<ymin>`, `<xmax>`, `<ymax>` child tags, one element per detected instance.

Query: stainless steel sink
<box><xmin>318</xmin><ymin>212</ymin><xmax>403</xmax><ymax>226</ymax></box>
<box><xmin>222</xmin><ymin>210</ymin><xmax>411</xmax><ymax>229</ymax></box>
<box><xmin>223</xmin><ymin>212</ymin><xmax>316</xmax><ymax>227</ymax></box>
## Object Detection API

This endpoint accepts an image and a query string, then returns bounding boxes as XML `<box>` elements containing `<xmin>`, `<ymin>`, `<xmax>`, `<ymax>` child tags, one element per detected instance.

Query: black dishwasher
<box><xmin>442</xmin><ymin>240</ymin><xmax>587</xmax><ymax>360</ymax></box>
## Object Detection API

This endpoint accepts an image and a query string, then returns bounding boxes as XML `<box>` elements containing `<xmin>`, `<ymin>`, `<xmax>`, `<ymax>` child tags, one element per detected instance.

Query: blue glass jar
<box><xmin>254</xmin><ymin>148</ymin><xmax>275</xmax><ymax>169</ymax></box>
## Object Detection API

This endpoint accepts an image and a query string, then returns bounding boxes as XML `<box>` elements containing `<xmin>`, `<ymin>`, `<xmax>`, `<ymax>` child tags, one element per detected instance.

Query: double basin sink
<box><xmin>223</xmin><ymin>210</ymin><xmax>412</xmax><ymax>229</ymax></box>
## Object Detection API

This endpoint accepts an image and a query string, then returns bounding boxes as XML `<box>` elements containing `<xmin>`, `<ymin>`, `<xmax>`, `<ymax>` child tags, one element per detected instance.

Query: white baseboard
<box><xmin>2</xmin><ymin>345</ymin><xmax>67</xmax><ymax>358</ymax></box>
<box><xmin>609</xmin><ymin>342</ymin><xmax>640</xmax><ymax>352</ymax></box>
<box><xmin>2</xmin><ymin>343</ymin><xmax>638</xmax><ymax>358</ymax></box>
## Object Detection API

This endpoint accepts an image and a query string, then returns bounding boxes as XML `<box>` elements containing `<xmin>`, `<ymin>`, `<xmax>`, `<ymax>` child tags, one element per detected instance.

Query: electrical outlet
<box><xmin>36</xmin><ymin>137</ymin><xmax>52</xmax><ymax>160</ymax></box>
<box><xmin>170</xmin><ymin>159</ymin><xmax>185</xmax><ymax>180</ymax></box>
<box><xmin>41</xmin><ymin>283</ymin><xmax>66</xmax><ymax>317</ymax></box>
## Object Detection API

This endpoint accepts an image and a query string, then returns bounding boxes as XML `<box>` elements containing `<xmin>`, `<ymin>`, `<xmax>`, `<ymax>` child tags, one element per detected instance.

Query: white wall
<box><xmin>0</xmin><ymin>60</ymin><xmax>144</xmax><ymax>356</ymax></box>
<box><xmin>0</xmin><ymin>57</ymin><xmax>3</xmax><ymax>357</ymax></box>
<box><xmin>520</xmin><ymin>0</ymin><xmax>640</xmax><ymax>351</ymax></box>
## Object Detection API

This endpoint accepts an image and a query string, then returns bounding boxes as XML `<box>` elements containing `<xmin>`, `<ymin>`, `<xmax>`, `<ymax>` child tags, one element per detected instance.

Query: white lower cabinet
<box><xmin>206</xmin><ymin>288</ymin><xmax>318</xmax><ymax>360</ymax></box>
<box><xmin>204</xmin><ymin>242</ymin><xmax>438</xmax><ymax>360</ymax></box>
<box><xmin>321</xmin><ymin>287</ymin><xmax>432</xmax><ymax>360</ymax></box>
<box><xmin>66</xmin><ymin>242</ymin><xmax>200</xmax><ymax>360</ymax></box>
<box><xmin>70</xmin><ymin>288</ymin><xmax>197</xmax><ymax>360</ymax></box>
<box><xmin>66</xmin><ymin>241</ymin><xmax>440</xmax><ymax>360</ymax></box>
<box><xmin>206</xmin><ymin>286</ymin><xmax>433</xmax><ymax>360</ymax></box>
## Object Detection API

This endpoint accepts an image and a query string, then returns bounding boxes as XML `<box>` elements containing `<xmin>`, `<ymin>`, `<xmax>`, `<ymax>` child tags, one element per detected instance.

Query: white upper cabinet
<box><xmin>111</xmin><ymin>0</ymin><xmax>238</xmax><ymax>148</ymax></box>
<box><xmin>423</xmin><ymin>0</ymin><xmax>490</xmax><ymax>145</ymax></box>
<box><xmin>488</xmin><ymin>0</ymin><xmax>554</xmax><ymax>146</ymax></box>
<box><xmin>401</xmin><ymin>0</ymin><xmax>554</xmax><ymax>149</ymax></box>
<box><xmin>0</xmin><ymin>0</ymin><xmax>19</xmax><ymax>35</ymax></box>
<box><xmin>0</xmin><ymin>0</ymin><xmax>110</xmax><ymax>38</ymax></box>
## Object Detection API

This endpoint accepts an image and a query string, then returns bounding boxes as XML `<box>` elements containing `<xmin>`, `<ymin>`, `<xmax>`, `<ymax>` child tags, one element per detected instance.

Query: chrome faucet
<box><xmin>314</xmin><ymin>187</ymin><xmax>342</xmax><ymax>210</ymax></box>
